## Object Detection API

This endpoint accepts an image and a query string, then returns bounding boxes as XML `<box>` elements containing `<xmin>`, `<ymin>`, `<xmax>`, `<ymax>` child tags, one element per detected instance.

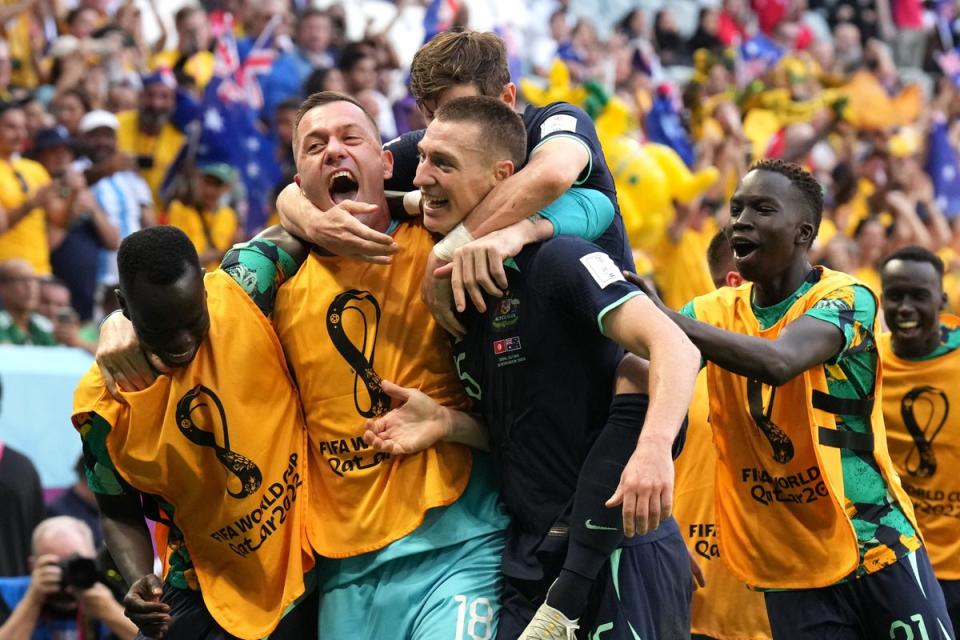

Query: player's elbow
<box><xmin>760</xmin><ymin>356</ymin><xmax>800</xmax><ymax>387</ymax></box>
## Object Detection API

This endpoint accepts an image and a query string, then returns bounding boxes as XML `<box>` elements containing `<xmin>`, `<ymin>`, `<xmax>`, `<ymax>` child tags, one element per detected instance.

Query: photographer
<box><xmin>0</xmin><ymin>516</ymin><xmax>136</xmax><ymax>640</ymax></box>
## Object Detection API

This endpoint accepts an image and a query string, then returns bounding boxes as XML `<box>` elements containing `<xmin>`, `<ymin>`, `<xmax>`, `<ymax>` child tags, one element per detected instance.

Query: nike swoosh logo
<box><xmin>584</xmin><ymin>520</ymin><xmax>618</xmax><ymax>531</ymax></box>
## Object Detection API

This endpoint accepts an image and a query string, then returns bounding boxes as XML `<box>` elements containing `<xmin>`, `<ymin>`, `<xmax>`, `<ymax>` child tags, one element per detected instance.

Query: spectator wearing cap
<box><xmin>165</xmin><ymin>162</ymin><xmax>239</xmax><ymax>270</ymax></box>
<box><xmin>115</xmin><ymin>69</ymin><xmax>184</xmax><ymax>209</ymax></box>
<box><xmin>28</xmin><ymin>126</ymin><xmax>120</xmax><ymax>321</ymax></box>
<box><xmin>80</xmin><ymin>109</ymin><xmax>154</xmax><ymax>300</ymax></box>
<box><xmin>0</xmin><ymin>102</ymin><xmax>63</xmax><ymax>276</ymax></box>
<box><xmin>0</xmin><ymin>259</ymin><xmax>55</xmax><ymax>346</ymax></box>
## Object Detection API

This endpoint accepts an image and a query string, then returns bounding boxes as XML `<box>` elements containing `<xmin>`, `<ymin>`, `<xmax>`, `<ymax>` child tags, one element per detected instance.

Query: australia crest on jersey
<box><xmin>492</xmin><ymin>291</ymin><xmax>520</xmax><ymax>330</ymax></box>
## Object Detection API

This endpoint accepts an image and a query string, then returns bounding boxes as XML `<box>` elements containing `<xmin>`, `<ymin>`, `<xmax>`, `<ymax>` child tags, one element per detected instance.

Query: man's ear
<box><xmin>116</xmin><ymin>289</ymin><xmax>130</xmax><ymax>320</ymax></box>
<box><xmin>501</xmin><ymin>83</ymin><xmax>517</xmax><ymax>110</ymax></box>
<box><xmin>294</xmin><ymin>174</ymin><xmax>302</xmax><ymax>189</ymax></box>
<box><xmin>726</xmin><ymin>272</ymin><xmax>744</xmax><ymax>287</ymax></box>
<box><xmin>382</xmin><ymin>148</ymin><xmax>394</xmax><ymax>181</ymax></box>
<box><xmin>494</xmin><ymin>159</ymin><xmax>515</xmax><ymax>182</ymax></box>
<box><xmin>796</xmin><ymin>221</ymin><xmax>816</xmax><ymax>248</ymax></box>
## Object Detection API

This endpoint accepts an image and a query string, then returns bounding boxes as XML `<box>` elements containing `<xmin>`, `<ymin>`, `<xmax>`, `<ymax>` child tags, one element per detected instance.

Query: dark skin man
<box><xmin>630</xmin><ymin>160</ymin><xmax>952</xmax><ymax>639</ymax></box>
<box><xmin>628</xmin><ymin>166</ymin><xmax>844</xmax><ymax>384</ymax></box>
<box><xmin>881</xmin><ymin>255</ymin><xmax>948</xmax><ymax>360</ymax></box>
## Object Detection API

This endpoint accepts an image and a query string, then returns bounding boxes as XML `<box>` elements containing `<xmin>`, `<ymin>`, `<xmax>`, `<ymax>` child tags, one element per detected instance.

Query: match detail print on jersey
<box><xmin>901</xmin><ymin>385</ymin><xmax>949</xmax><ymax>478</ymax></box>
<box><xmin>176</xmin><ymin>384</ymin><xmax>263</xmax><ymax>499</ymax></box>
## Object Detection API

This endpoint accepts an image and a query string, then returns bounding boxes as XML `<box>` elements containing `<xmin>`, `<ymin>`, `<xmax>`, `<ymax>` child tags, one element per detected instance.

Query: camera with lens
<box><xmin>56</xmin><ymin>554</ymin><xmax>100</xmax><ymax>590</ymax></box>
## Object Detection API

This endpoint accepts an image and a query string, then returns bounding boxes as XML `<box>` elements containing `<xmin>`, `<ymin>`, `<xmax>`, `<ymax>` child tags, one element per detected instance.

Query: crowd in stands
<box><xmin>2</xmin><ymin>0</ymin><xmax>960</xmax><ymax>637</ymax></box>
<box><xmin>0</xmin><ymin>0</ymin><xmax>958</xmax><ymax>348</ymax></box>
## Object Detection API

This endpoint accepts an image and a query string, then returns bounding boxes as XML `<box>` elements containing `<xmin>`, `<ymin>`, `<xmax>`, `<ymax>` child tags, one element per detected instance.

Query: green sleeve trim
<box><xmin>679</xmin><ymin>301</ymin><xmax>697</xmax><ymax>320</ymax></box>
<box><xmin>80</xmin><ymin>413</ymin><xmax>129</xmax><ymax>496</ymax></box>
<box><xmin>539</xmin><ymin>187</ymin><xmax>615</xmax><ymax>241</ymax></box>
<box><xmin>530</xmin><ymin>133</ymin><xmax>593</xmax><ymax>186</ymax></box>
<box><xmin>597</xmin><ymin>290</ymin><xmax>646</xmax><ymax>335</ymax></box>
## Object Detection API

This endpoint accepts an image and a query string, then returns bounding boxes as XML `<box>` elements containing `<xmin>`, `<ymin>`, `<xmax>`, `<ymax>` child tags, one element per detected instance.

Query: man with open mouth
<box><xmin>93</xmin><ymin>91</ymin><xmax>613</xmax><ymax>640</ymax></box>
<box><xmin>363</xmin><ymin>96</ymin><xmax>700</xmax><ymax>640</ymax></box>
<box><xmin>879</xmin><ymin>246</ymin><xmax>960</xmax><ymax>637</ymax></box>
<box><xmin>639</xmin><ymin>160</ymin><xmax>954</xmax><ymax>638</ymax></box>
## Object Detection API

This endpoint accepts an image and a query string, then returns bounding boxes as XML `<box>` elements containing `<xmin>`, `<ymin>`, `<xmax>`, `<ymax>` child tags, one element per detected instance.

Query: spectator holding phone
<box><xmin>28</xmin><ymin>126</ymin><xmax>120</xmax><ymax>322</ymax></box>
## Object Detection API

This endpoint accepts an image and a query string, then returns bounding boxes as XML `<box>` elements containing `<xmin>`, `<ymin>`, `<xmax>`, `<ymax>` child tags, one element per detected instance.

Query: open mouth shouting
<box><xmin>329</xmin><ymin>169</ymin><xmax>359</xmax><ymax>204</ymax></box>
<box><xmin>730</xmin><ymin>236</ymin><xmax>760</xmax><ymax>262</ymax></box>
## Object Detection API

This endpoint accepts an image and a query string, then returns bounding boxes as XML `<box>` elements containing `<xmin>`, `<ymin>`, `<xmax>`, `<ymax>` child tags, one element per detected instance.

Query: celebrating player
<box><xmin>640</xmin><ymin>160</ymin><xmax>953</xmax><ymax>638</ymax></box>
<box><xmin>879</xmin><ymin>246</ymin><xmax>960</xmax><ymax>636</ymax></box>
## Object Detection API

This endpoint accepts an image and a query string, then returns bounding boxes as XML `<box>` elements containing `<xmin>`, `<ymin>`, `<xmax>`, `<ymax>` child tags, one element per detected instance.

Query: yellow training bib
<box><xmin>879</xmin><ymin>315</ymin><xmax>960</xmax><ymax>580</ymax></box>
<box><xmin>692</xmin><ymin>267</ymin><xmax>916</xmax><ymax>588</ymax></box>
<box><xmin>274</xmin><ymin>221</ymin><xmax>472</xmax><ymax>558</ymax></box>
<box><xmin>72</xmin><ymin>270</ymin><xmax>312</xmax><ymax>639</ymax></box>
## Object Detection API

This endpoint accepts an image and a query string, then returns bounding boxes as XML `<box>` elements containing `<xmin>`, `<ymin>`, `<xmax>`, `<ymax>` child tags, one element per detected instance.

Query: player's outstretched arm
<box><xmin>626</xmin><ymin>272</ymin><xmax>846</xmax><ymax>386</ymax></box>
<box><xmin>96</xmin><ymin>492</ymin><xmax>171</xmax><ymax>638</ymax></box>
<box><xmin>461</xmin><ymin>136</ymin><xmax>591</xmax><ymax>239</ymax></box>
<box><xmin>363</xmin><ymin>380</ymin><xmax>489</xmax><ymax>454</ymax></box>
<box><xmin>275</xmin><ymin>183</ymin><xmax>398</xmax><ymax>263</ymax></box>
<box><xmin>602</xmin><ymin>296</ymin><xmax>700</xmax><ymax>536</ymax></box>
<box><xmin>435</xmin><ymin>187</ymin><xmax>616</xmax><ymax>315</ymax></box>
<box><xmin>627</xmin><ymin>272</ymin><xmax>844</xmax><ymax>385</ymax></box>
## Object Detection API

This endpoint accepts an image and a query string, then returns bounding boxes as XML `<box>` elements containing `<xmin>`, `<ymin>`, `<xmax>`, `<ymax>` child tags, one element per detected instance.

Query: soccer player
<box><xmin>364</xmin><ymin>96</ymin><xmax>700</xmax><ymax>640</ymax></box>
<box><xmin>672</xmin><ymin>230</ymin><xmax>772</xmax><ymax>640</ymax></box>
<box><xmin>276</xmin><ymin>29</ymin><xmax>633</xmax><ymax>333</ymax></box>
<box><xmin>73</xmin><ymin>226</ymin><xmax>314</xmax><ymax>640</ymax></box>
<box><xmin>879</xmin><ymin>246</ymin><xmax>960</xmax><ymax>636</ymax></box>
<box><xmin>95</xmin><ymin>93</ymin><xmax>612</xmax><ymax>639</ymax></box>
<box><xmin>640</xmin><ymin>160</ymin><xmax>953</xmax><ymax>638</ymax></box>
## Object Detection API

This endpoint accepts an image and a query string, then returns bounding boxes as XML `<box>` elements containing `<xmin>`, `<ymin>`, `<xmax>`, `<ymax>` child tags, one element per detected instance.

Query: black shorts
<box><xmin>496</xmin><ymin>518</ymin><xmax>692</xmax><ymax>640</ymax></box>
<box><xmin>763</xmin><ymin>547</ymin><xmax>954</xmax><ymax>640</ymax></box>
<box><xmin>134</xmin><ymin>583</ymin><xmax>318</xmax><ymax>640</ymax></box>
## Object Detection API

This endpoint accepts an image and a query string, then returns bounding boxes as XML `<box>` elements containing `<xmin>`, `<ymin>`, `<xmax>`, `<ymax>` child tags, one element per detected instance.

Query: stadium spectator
<box><xmin>28</xmin><ymin>126</ymin><xmax>120</xmax><ymax>321</ymax></box>
<box><xmin>0</xmin><ymin>378</ymin><xmax>45</xmax><ymax>577</ymax></box>
<box><xmin>0</xmin><ymin>102</ymin><xmax>61</xmax><ymax>276</ymax></box>
<box><xmin>0</xmin><ymin>516</ymin><xmax>136</xmax><ymax>639</ymax></box>
<box><xmin>116</xmin><ymin>70</ymin><xmax>182</xmax><ymax>208</ymax></box>
<box><xmin>79</xmin><ymin>109</ymin><xmax>154</xmax><ymax>310</ymax></box>
<box><xmin>165</xmin><ymin>162</ymin><xmax>239</xmax><ymax>270</ymax></box>
<box><xmin>37</xmin><ymin>278</ymin><xmax>98</xmax><ymax>352</ymax></box>
<box><xmin>46</xmin><ymin>456</ymin><xmax>103</xmax><ymax>548</ymax></box>
<box><xmin>151</xmin><ymin>5</ymin><xmax>213</xmax><ymax>92</ymax></box>
<box><xmin>0</xmin><ymin>259</ymin><xmax>55</xmax><ymax>346</ymax></box>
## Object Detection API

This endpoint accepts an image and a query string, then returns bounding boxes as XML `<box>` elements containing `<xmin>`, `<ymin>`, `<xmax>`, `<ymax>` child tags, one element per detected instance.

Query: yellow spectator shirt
<box><xmin>166</xmin><ymin>200</ymin><xmax>238</xmax><ymax>271</ymax></box>
<box><xmin>0</xmin><ymin>156</ymin><xmax>51</xmax><ymax>274</ymax></box>
<box><xmin>116</xmin><ymin>111</ymin><xmax>185</xmax><ymax>207</ymax></box>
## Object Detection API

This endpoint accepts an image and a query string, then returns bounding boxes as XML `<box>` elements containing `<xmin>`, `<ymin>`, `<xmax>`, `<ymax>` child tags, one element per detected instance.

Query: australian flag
<box><xmin>926</xmin><ymin>117</ymin><xmax>960</xmax><ymax>218</ymax></box>
<box><xmin>164</xmin><ymin>14</ymin><xmax>281</xmax><ymax>231</ymax></box>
